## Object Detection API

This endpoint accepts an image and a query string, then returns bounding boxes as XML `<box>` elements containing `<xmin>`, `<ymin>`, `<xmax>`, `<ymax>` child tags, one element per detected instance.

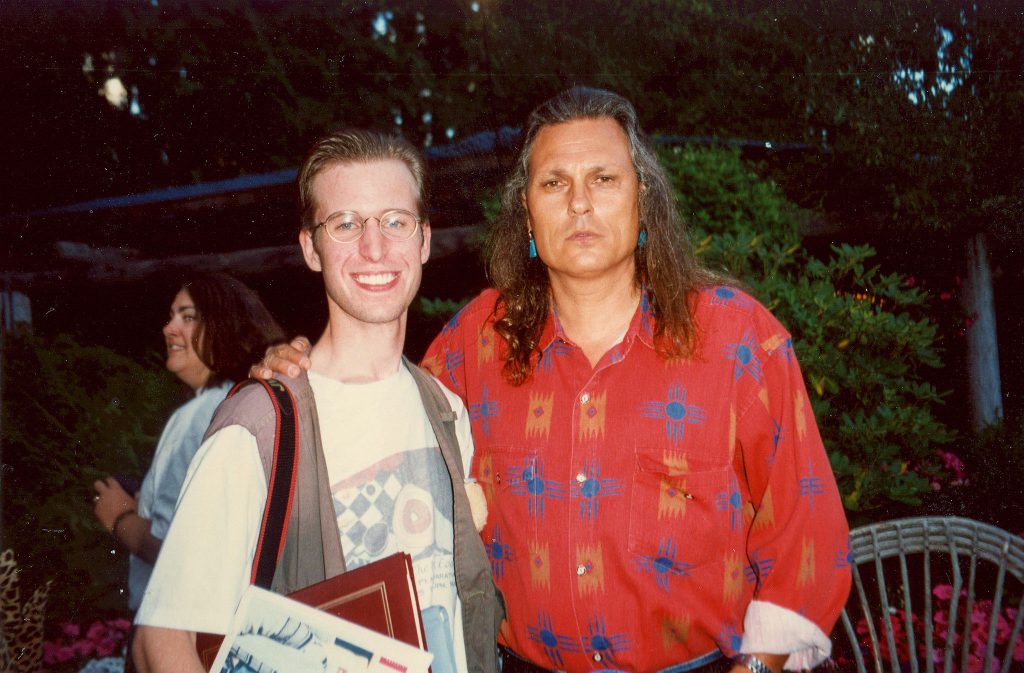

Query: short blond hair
<box><xmin>298</xmin><ymin>129</ymin><xmax>428</xmax><ymax>228</ymax></box>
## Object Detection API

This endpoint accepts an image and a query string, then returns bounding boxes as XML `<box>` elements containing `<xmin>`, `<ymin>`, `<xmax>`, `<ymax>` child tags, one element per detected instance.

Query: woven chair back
<box><xmin>835</xmin><ymin>516</ymin><xmax>1024</xmax><ymax>673</ymax></box>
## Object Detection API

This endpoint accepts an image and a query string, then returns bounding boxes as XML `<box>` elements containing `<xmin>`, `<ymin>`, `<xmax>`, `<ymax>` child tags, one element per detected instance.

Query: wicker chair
<box><xmin>835</xmin><ymin>516</ymin><xmax>1024</xmax><ymax>673</ymax></box>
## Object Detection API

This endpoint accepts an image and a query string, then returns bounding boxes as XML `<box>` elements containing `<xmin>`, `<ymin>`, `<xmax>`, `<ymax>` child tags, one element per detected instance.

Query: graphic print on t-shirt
<box><xmin>331</xmin><ymin>445</ymin><xmax>455</xmax><ymax>600</ymax></box>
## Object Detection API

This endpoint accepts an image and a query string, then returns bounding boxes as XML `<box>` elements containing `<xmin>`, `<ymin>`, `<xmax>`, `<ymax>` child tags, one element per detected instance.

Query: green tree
<box><xmin>5</xmin><ymin>0</ymin><xmax>1019</xmax><ymax>435</ymax></box>
<box><xmin>663</xmin><ymin>145</ymin><xmax>954</xmax><ymax>517</ymax></box>
<box><xmin>0</xmin><ymin>0</ymin><xmax>482</xmax><ymax>212</ymax></box>
<box><xmin>770</xmin><ymin>2</ymin><xmax>1024</xmax><ymax>431</ymax></box>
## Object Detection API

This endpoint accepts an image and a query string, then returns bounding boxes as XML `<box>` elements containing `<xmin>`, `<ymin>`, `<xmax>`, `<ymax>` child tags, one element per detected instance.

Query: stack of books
<box><xmin>197</xmin><ymin>552</ymin><xmax>431</xmax><ymax>673</ymax></box>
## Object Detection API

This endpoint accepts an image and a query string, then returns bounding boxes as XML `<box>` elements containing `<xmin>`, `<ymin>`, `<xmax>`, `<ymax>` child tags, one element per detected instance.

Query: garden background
<box><xmin>1</xmin><ymin>0</ymin><xmax>1022</xmax><ymax>669</ymax></box>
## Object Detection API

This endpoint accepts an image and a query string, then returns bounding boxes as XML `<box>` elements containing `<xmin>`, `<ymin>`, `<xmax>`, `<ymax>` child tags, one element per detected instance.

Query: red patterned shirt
<box><xmin>423</xmin><ymin>286</ymin><xmax>851</xmax><ymax>672</ymax></box>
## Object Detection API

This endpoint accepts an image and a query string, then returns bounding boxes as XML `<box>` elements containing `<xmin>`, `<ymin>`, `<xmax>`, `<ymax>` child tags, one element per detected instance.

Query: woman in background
<box><xmin>92</xmin><ymin>272</ymin><xmax>284</xmax><ymax>616</ymax></box>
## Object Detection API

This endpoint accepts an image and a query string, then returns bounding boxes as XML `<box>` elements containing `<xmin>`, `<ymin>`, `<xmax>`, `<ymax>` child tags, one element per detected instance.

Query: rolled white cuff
<box><xmin>740</xmin><ymin>600</ymin><xmax>832</xmax><ymax>670</ymax></box>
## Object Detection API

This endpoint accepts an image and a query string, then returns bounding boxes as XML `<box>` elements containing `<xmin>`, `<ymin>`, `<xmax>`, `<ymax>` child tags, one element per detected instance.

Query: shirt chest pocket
<box><xmin>483</xmin><ymin>444</ymin><xmax>549</xmax><ymax>539</ymax></box>
<box><xmin>627</xmin><ymin>448</ymin><xmax>734</xmax><ymax>571</ymax></box>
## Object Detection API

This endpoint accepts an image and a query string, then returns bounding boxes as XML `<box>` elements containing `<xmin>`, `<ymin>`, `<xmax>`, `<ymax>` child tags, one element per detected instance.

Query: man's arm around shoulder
<box><xmin>133</xmin><ymin>626</ymin><xmax>205</xmax><ymax>673</ymax></box>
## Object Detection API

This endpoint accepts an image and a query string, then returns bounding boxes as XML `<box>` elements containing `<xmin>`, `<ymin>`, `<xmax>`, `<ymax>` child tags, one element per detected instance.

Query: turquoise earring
<box><xmin>638</xmin><ymin>231</ymin><xmax>647</xmax><ymax>248</ymax></box>
<box><xmin>529</xmin><ymin>235</ymin><xmax>537</xmax><ymax>258</ymax></box>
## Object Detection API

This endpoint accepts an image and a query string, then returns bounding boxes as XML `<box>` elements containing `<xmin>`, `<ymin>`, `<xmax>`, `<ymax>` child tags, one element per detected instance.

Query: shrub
<box><xmin>1</xmin><ymin>332</ymin><xmax>179</xmax><ymax>624</ymax></box>
<box><xmin>661</xmin><ymin>146</ymin><xmax>954</xmax><ymax>518</ymax></box>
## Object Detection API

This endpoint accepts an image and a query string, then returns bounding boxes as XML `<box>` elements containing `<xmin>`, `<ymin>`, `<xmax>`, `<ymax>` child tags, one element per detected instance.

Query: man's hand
<box><xmin>249</xmin><ymin>336</ymin><xmax>312</xmax><ymax>380</ymax></box>
<box><xmin>93</xmin><ymin>477</ymin><xmax>137</xmax><ymax>532</ymax></box>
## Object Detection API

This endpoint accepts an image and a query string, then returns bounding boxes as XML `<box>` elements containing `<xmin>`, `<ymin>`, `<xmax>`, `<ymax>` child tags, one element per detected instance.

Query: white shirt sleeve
<box><xmin>135</xmin><ymin>425</ymin><xmax>267</xmax><ymax>635</ymax></box>
<box><xmin>144</xmin><ymin>384</ymin><xmax>230</xmax><ymax>540</ymax></box>
<box><xmin>741</xmin><ymin>600</ymin><xmax>833</xmax><ymax>670</ymax></box>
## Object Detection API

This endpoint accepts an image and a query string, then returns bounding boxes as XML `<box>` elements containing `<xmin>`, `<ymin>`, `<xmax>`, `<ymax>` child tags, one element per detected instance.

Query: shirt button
<box><xmin>576</xmin><ymin>564</ymin><xmax>587</xmax><ymax>576</ymax></box>
<box><xmin>580</xmin><ymin>392</ymin><xmax>590</xmax><ymax>404</ymax></box>
<box><xmin>575</xmin><ymin>472</ymin><xmax>587</xmax><ymax>483</ymax></box>
<box><xmin>593</xmin><ymin>653</ymin><xmax>603</xmax><ymax>662</ymax></box>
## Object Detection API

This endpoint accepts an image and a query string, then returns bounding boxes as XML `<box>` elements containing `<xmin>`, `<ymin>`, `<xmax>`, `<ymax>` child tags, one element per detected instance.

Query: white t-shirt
<box><xmin>136</xmin><ymin>365</ymin><xmax>474</xmax><ymax>673</ymax></box>
<box><xmin>129</xmin><ymin>381</ymin><xmax>232</xmax><ymax>611</ymax></box>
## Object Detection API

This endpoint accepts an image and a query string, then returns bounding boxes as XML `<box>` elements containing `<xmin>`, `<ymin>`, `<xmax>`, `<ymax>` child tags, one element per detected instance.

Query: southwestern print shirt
<box><xmin>423</xmin><ymin>286</ymin><xmax>851</xmax><ymax>673</ymax></box>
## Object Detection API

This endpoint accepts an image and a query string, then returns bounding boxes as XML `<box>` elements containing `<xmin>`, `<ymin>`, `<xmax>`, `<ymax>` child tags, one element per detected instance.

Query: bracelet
<box><xmin>736</xmin><ymin>654</ymin><xmax>773</xmax><ymax>673</ymax></box>
<box><xmin>111</xmin><ymin>509</ymin><xmax>136</xmax><ymax>537</ymax></box>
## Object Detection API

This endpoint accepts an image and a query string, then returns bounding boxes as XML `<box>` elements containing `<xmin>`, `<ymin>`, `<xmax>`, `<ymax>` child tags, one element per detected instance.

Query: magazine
<box><xmin>208</xmin><ymin>584</ymin><xmax>433</xmax><ymax>673</ymax></box>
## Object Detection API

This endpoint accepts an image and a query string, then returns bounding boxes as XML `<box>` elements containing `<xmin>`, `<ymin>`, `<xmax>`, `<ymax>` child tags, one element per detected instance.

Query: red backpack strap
<box><xmin>227</xmin><ymin>378</ymin><xmax>300</xmax><ymax>588</ymax></box>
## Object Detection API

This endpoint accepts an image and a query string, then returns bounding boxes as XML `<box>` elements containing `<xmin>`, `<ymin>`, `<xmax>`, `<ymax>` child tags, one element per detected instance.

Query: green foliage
<box><xmin>418</xmin><ymin>296</ymin><xmax>469</xmax><ymax>320</ymax></box>
<box><xmin>1</xmin><ymin>333</ymin><xmax>179</xmax><ymax>622</ymax></box>
<box><xmin>662</xmin><ymin>146</ymin><xmax>954</xmax><ymax>517</ymax></box>
<box><xmin>836</xmin><ymin>6</ymin><xmax>1019</xmax><ymax>216</ymax></box>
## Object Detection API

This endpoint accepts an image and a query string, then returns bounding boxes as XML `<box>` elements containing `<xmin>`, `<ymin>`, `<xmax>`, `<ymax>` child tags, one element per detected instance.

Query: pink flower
<box><xmin>71</xmin><ymin>638</ymin><xmax>94</xmax><ymax>657</ymax></box>
<box><xmin>995</xmin><ymin>612</ymin><xmax>1012</xmax><ymax>641</ymax></box>
<box><xmin>934</xmin><ymin>584</ymin><xmax>955</xmax><ymax>601</ymax></box>
<box><xmin>938</xmin><ymin>451</ymin><xmax>967</xmax><ymax>481</ymax></box>
<box><xmin>96</xmin><ymin>635</ymin><xmax>120</xmax><ymax>657</ymax></box>
<box><xmin>85</xmin><ymin>620</ymin><xmax>108</xmax><ymax>641</ymax></box>
<box><xmin>41</xmin><ymin>642</ymin><xmax>65</xmax><ymax>665</ymax></box>
<box><xmin>54</xmin><ymin>644</ymin><xmax>77</xmax><ymax>663</ymax></box>
<box><xmin>61</xmin><ymin>622</ymin><xmax>81</xmax><ymax>638</ymax></box>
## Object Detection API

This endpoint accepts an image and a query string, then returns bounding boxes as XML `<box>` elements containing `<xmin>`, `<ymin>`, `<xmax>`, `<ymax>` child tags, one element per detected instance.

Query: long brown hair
<box><xmin>181</xmin><ymin>273</ymin><xmax>285</xmax><ymax>387</ymax></box>
<box><xmin>488</xmin><ymin>86</ymin><xmax>725</xmax><ymax>385</ymax></box>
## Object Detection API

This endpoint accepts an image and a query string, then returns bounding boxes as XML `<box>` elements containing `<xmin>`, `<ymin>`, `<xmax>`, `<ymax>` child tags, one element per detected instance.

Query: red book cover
<box><xmin>196</xmin><ymin>552</ymin><xmax>426</xmax><ymax>669</ymax></box>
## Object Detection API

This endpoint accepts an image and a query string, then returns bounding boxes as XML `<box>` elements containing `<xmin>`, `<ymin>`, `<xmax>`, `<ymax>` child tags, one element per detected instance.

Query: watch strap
<box><xmin>737</xmin><ymin>654</ymin><xmax>774</xmax><ymax>673</ymax></box>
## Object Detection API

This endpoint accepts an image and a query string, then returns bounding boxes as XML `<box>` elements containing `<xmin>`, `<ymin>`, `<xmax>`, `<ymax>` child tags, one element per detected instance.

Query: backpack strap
<box><xmin>224</xmin><ymin>378</ymin><xmax>300</xmax><ymax>589</ymax></box>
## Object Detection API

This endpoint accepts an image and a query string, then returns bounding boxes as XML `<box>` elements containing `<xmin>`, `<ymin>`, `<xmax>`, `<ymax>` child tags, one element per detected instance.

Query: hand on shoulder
<box><xmin>250</xmin><ymin>336</ymin><xmax>312</xmax><ymax>380</ymax></box>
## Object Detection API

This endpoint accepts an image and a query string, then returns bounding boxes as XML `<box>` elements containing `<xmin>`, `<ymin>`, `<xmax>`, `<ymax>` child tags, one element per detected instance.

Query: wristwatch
<box><xmin>736</xmin><ymin>654</ymin><xmax>773</xmax><ymax>673</ymax></box>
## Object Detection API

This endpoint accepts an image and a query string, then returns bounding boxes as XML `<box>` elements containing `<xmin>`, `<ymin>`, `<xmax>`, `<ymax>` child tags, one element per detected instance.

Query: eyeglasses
<box><xmin>314</xmin><ymin>209</ymin><xmax>422</xmax><ymax>244</ymax></box>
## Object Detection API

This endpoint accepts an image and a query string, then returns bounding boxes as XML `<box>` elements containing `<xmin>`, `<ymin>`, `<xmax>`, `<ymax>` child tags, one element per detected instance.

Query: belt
<box><xmin>498</xmin><ymin>647</ymin><xmax>732</xmax><ymax>673</ymax></box>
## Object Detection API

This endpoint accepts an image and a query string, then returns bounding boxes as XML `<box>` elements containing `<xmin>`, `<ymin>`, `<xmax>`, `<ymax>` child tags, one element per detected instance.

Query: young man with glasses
<box><xmin>132</xmin><ymin>129</ymin><xmax>501</xmax><ymax>673</ymax></box>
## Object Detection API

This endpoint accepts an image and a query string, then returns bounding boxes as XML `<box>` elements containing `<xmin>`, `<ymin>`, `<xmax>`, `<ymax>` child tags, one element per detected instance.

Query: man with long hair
<box><xmin>424</xmin><ymin>87</ymin><xmax>849</xmax><ymax>673</ymax></box>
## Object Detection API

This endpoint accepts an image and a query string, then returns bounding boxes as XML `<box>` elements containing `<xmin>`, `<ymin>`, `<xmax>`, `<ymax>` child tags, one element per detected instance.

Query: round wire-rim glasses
<box><xmin>315</xmin><ymin>208</ymin><xmax>422</xmax><ymax>243</ymax></box>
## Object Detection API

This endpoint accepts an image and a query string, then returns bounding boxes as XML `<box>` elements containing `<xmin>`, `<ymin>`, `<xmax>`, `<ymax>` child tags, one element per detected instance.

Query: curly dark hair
<box><xmin>488</xmin><ymin>86</ymin><xmax>726</xmax><ymax>385</ymax></box>
<box><xmin>180</xmin><ymin>273</ymin><xmax>285</xmax><ymax>387</ymax></box>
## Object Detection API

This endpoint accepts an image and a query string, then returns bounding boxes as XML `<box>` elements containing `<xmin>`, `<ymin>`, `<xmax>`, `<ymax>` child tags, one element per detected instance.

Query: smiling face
<box><xmin>524</xmin><ymin>117</ymin><xmax>642</xmax><ymax>287</ymax></box>
<box><xmin>162</xmin><ymin>288</ymin><xmax>212</xmax><ymax>390</ymax></box>
<box><xmin>299</xmin><ymin>159</ymin><xmax>431</xmax><ymax>331</ymax></box>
